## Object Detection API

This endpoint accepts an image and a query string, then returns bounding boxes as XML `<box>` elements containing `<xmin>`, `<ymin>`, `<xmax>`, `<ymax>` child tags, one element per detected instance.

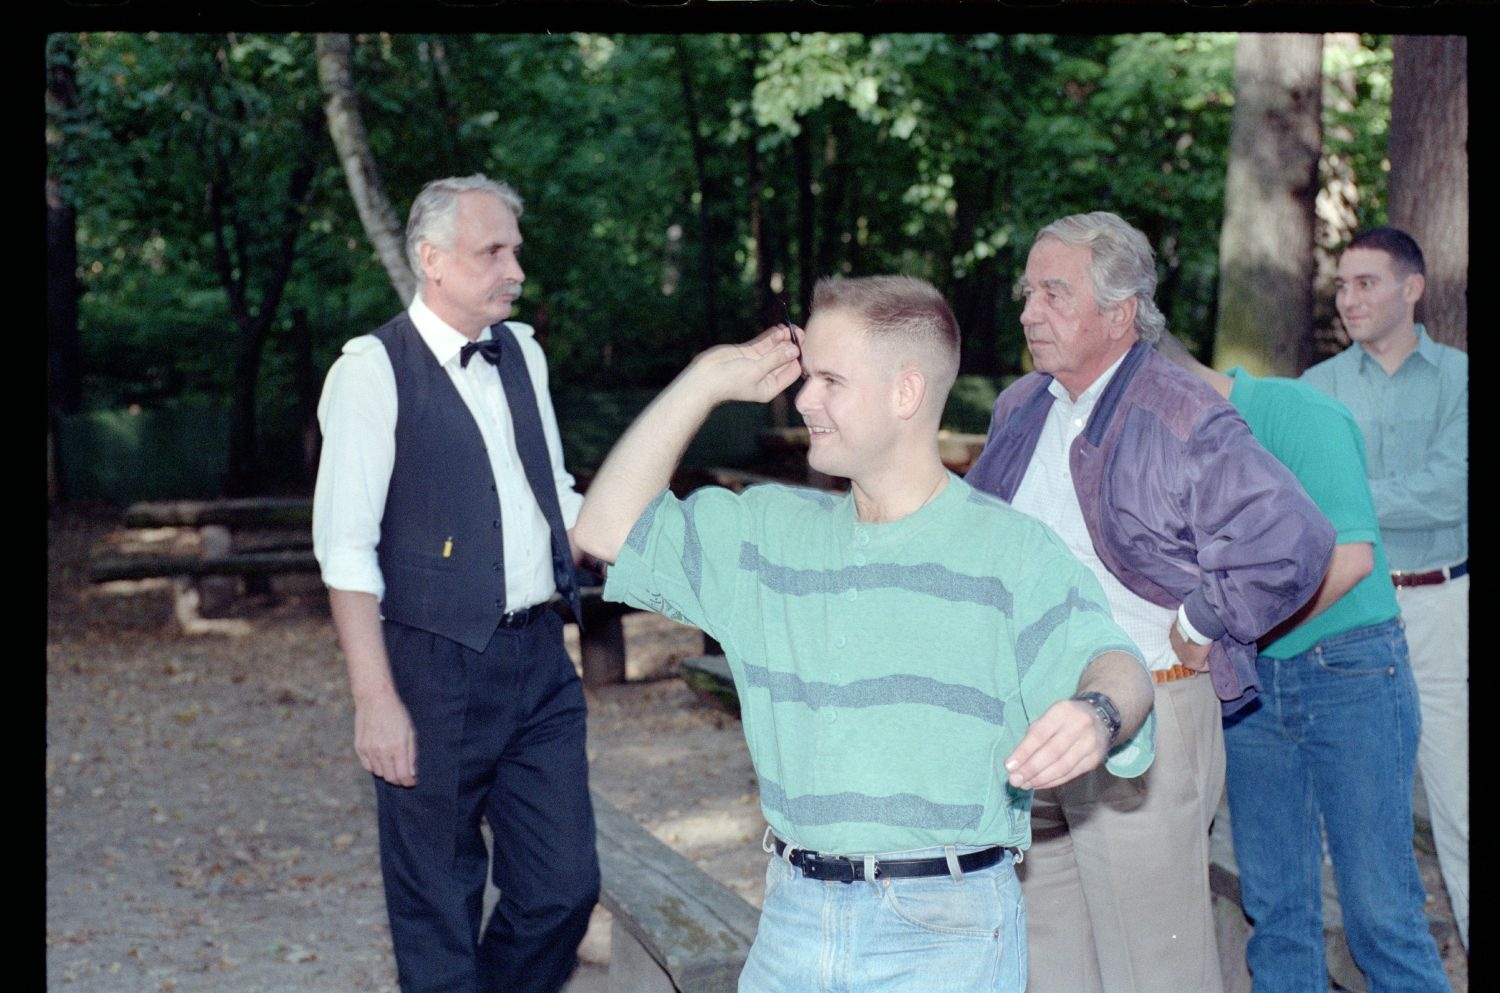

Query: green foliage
<box><xmin>57</xmin><ymin>400</ymin><xmax>231</xmax><ymax>502</ymax></box>
<box><xmin>1063</xmin><ymin>33</ymin><xmax>1238</xmax><ymax>354</ymax></box>
<box><xmin>52</xmin><ymin>31</ymin><xmax>1398</xmax><ymax>483</ymax></box>
<box><xmin>1322</xmin><ymin>34</ymin><xmax>1393</xmax><ymax>230</ymax></box>
<box><xmin>59</xmin><ymin>32</ymin><xmax>344</xmax><ymax>409</ymax></box>
<box><xmin>943</xmin><ymin>375</ymin><xmax>1013</xmax><ymax>435</ymax></box>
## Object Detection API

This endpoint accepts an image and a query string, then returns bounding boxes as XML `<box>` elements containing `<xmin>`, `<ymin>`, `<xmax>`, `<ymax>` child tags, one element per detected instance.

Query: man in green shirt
<box><xmin>575</xmin><ymin>275</ymin><xmax>1156</xmax><ymax>992</ymax></box>
<box><xmin>1161</xmin><ymin>333</ymin><xmax>1449</xmax><ymax>993</ymax></box>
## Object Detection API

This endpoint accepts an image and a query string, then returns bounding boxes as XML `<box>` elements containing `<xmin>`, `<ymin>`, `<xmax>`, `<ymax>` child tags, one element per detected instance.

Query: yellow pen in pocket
<box><xmin>442</xmin><ymin>537</ymin><xmax>454</xmax><ymax>558</ymax></box>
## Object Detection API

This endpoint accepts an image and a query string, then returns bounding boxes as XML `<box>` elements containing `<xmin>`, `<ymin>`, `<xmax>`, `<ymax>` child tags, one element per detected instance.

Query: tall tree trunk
<box><xmin>291</xmin><ymin>307</ymin><xmax>319</xmax><ymax>487</ymax></box>
<box><xmin>815</xmin><ymin>125</ymin><xmax>848</xmax><ymax>281</ymax></box>
<box><xmin>1214</xmin><ymin>34</ymin><xmax>1323</xmax><ymax>377</ymax></box>
<box><xmin>950</xmin><ymin>167</ymin><xmax>1001</xmax><ymax>376</ymax></box>
<box><xmin>214</xmin><ymin>117</ymin><xmax>320</xmax><ymax>496</ymax></box>
<box><xmin>743</xmin><ymin>38</ymin><xmax>773</xmax><ymax>329</ymax></box>
<box><xmin>673</xmin><ymin>37</ymin><xmax>720</xmax><ymax>349</ymax></box>
<box><xmin>421</xmin><ymin>37</ymin><xmax>462</xmax><ymax>169</ymax></box>
<box><xmin>46</xmin><ymin>186</ymin><xmax>79</xmax><ymax>414</ymax></box>
<box><xmin>743</xmin><ymin>40</ymin><xmax>793</xmax><ymax>428</ymax></box>
<box><xmin>1388</xmin><ymin>35</ymin><xmax>1467</xmax><ymax>351</ymax></box>
<box><xmin>792</xmin><ymin>122</ymin><xmax>816</xmax><ymax>316</ymax></box>
<box><xmin>47</xmin><ymin>35</ymin><xmax>83</xmax><ymax>505</ymax></box>
<box><xmin>1310</xmin><ymin>33</ymin><xmax>1368</xmax><ymax>361</ymax></box>
<box><xmin>316</xmin><ymin>32</ymin><xmax>415</xmax><ymax>308</ymax></box>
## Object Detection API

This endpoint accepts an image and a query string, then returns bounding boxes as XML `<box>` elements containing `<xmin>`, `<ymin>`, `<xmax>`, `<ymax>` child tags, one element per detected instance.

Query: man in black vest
<box><xmin>313</xmin><ymin>175</ymin><xmax>598</xmax><ymax>993</ymax></box>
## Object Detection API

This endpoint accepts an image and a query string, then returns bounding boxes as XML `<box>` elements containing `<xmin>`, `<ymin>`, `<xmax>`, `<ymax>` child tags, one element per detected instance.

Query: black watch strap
<box><xmin>1072</xmin><ymin>691</ymin><xmax>1122</xmax><ymax>747</ymax></box>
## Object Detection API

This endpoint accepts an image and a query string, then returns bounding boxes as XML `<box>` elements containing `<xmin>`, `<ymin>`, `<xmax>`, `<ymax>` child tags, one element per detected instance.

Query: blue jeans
<box><xmin>1222</xmin><ymin>617</ymin><xmax>1448</xmax><ymax>993</ymax></box>
<box><xmin>739</xmin><ymin>846</ymin><xmax>1025</xmax><ymax>993</ymax></box>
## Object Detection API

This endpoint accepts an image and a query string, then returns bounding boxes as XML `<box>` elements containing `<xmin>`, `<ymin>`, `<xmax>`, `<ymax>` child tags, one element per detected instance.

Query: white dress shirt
<box><xmin>312</xmin><ymin>294</ymin><xmax>584</xmax><ymax>610</ymax></box>
<box><xmin>1008</xmin><ymin>355</ymin><xmax>1180</xmax><ymax>671</ymax></box>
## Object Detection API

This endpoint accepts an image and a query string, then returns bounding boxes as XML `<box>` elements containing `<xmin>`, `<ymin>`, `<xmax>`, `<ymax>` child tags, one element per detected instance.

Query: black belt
<box><xmin>498</xmin><ymin>603</ymin><xmax>550</xmax><ymax>629</ymax></box>
<box><xmin>773</xmin><ymin>837</ymin><xmax>1012</xmax><ymax>884</ymax></box>
<box><xmin>1391</xmin><ymin>560</ymin><xmax>1468</xmax><ymax>588</ymax></box>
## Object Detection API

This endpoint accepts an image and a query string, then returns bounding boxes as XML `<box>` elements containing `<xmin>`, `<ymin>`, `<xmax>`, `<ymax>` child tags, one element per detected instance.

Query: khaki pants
<box><xmin>1397</xmin><ymin>573</ymin><xmax>1469</xmax><ymax>949</ymax></box>
<box><xmin>1019</xmin><ymin>674</ymin><xmax>1226</xmax><ymax>993</ymax></box>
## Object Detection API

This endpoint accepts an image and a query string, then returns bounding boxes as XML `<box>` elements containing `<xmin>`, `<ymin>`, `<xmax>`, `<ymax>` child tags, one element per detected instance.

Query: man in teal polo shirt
<box><xmin>1301</xmin><ymin>227</ymin><xmax>1468</xmax><ymax>951</ymax></box>
<box><xmin>1161</xmin><ymin>332</ymin><xmax>1448</xmax><ymax>993</ymax></box>
<box><xmin>575</xmin><ymin>275</ymin><xmax>1156</xmax><ymax>993</ymax></box>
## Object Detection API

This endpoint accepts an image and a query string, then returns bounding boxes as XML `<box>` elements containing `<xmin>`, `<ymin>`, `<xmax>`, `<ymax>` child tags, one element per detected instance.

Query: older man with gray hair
<box><xmin>967</xmin><ymin>212</ymin><xmax>1335</xmax><ymax>993</ymax></box>
<box><xmin>313</xmin><ymin>174</ymin><xmax>598</xmax><ymax>993</ymax></box>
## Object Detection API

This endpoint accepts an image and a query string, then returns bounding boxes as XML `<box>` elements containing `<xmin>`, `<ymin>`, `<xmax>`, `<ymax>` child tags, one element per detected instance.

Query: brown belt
<box><xmin>1390</xmin><ymin>560</ymin><xmax>1468</xmax><ymax>588</ymax></box>
<box><xmin>1153</xmin><ymin>663</ymin><xmax>1202</xmax><ymax>684</ymax></box>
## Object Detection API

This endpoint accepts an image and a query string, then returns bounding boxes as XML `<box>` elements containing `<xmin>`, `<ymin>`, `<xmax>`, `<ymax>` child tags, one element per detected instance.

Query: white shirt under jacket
<box><xmin>1008</xmin><ymin>353</ymin><xmax>1186</xmax><ymax>671</ymax></box>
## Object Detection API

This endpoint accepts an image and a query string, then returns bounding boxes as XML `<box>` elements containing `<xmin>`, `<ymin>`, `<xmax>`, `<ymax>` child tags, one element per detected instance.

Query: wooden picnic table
<box><xmin>89</xmin><ymin>497</ymin><xmax>637</xmax><ymax>687</ymax></box>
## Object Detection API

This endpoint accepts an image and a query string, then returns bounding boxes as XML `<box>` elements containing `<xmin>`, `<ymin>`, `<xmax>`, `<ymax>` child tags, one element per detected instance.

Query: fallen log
<box><xmin>88</xmin><ymin>549</ymin><xmax>319</xmax><ymax>582</ymax></box>
<box><xmin>122</xmin><ymin>497</ymin><xmax>313</xmax><ymax>529</ymax></box>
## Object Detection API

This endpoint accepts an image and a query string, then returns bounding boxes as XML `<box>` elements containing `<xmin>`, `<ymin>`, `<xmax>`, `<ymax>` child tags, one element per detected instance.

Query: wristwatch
<box><xmin>1072</xmin><ymin>691</ymin><xmax>1122</xmax><ymax>747</ymax></box>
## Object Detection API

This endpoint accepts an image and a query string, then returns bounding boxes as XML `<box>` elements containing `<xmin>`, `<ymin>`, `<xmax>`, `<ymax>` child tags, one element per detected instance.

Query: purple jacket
<box><xmin>966</xmin><ymin>342</ymin><xmax>1335</xmax><ymax>713</ymax></box>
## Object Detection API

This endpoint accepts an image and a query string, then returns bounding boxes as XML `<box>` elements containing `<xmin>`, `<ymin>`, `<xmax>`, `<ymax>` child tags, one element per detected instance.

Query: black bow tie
<box><xmin>460</xmin><ymin>336</ymin><xmax>505</xmax><ymax>368</ymax></box>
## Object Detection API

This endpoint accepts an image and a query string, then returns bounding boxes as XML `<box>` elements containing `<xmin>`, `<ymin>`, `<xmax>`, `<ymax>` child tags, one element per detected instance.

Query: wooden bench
<box><xmin>592</xmin><ymin>790</ymin><xmax>759</xmax><ymax>993</ymax></box>
<box><xmin>89</xmin><ymin>497</ymin><xmax>637</xmax><ymax>685</ymax></box>
<box><xmin>85</xmin><ymin>498</ymin><xmax>319</xmax><ymax>635</ymax></box>
<box><xmin>89</xmin><ymin>497</ymin><xmax>318</xmax><ymax>585</ymax></box>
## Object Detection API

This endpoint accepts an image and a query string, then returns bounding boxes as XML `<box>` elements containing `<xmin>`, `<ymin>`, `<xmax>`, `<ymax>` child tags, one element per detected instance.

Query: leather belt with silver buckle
<box><xmin>773</xmin><ymin>837</ymin><xmax>1011</xmax><ymax>883</ymax></box>
<box><xmin>1391</xmin><ymin>560</ymin><xmax>1468</xmax><ymax>588</ymax></box>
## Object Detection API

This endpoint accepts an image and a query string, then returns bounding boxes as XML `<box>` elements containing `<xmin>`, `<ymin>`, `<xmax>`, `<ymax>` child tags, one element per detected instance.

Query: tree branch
<box><xmin>316</xmin><ymin>32</ymin><xmax>416</xmax><ymax>307</ymax></box>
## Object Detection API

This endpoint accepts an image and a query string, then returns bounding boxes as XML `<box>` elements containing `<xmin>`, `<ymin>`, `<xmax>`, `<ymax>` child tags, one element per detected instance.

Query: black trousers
<box><xmin>375</xmin><ymin>611</ymin><xmax>599</xmax><ymax>993</ymax></box>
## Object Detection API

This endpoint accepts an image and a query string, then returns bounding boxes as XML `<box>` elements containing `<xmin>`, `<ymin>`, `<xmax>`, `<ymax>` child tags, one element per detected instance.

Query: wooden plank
<box><xmin>581</xmin><ymin>613</ymin><xmax>627</xmax><ymax>689</ymax></box>
<box><xmin>607</xmin><ymin>917</ymin><xmax>677</xmax><ymax>993</ymax></box>
<box><xmin>196</xmin><ymin>524</ymin><xmax>237</xmax><ymax>617</ymax></box>
<box><xmin>90</xmin><ymin>558</ymin><xmax>638</xmax><ymax>689</ymax></box>
<box><xmin>122</xmin><ymin>497</ymin><xmax>313</xmax><ymax>529</ymax></box>
<box><xmin>592</xmin><ymin>792</ymin><xmax>759</xmax><ymax>993</ymax></box>
<box><xmin>88</xmin><ymin>549</ymin><xmax>320</xmax><ymax>582</ymax></box>
<box><xmin>560</xmin><ymin>586</ymin><xmax>640</xmax><ymax>689</ymax></box>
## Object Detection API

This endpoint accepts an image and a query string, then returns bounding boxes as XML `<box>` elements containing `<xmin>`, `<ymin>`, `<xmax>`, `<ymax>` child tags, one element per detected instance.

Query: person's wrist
<box><xmin>668</xmin><ymin>362</ymin><xmax>726</xmax><ymax>416</ymax></box>
<box><xmin>1174</xmin><ymin>607</ymin><xmax>1212</xmax><ymax>646</ymax></box>
<box><xmin>1072</xmin><ymin>691</ymin><xmax>1122</xmax><ymax>747</ymax></box>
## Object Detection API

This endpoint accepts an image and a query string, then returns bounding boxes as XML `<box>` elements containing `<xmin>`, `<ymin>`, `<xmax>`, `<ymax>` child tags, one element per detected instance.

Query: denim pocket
<box><xmin>1311</xmin><ymin>620</ymin><xmax>1404</xmax><ymax>679</ymax></box>
<box><xmin>882</xmin><ymin>865</ymin><xmax>1011</xmax><ymax>937</ymax></box>
<box><xmin>763</xmin><ymin>854</ymin><xmax>793</xmax><ymax>901</ymax></box>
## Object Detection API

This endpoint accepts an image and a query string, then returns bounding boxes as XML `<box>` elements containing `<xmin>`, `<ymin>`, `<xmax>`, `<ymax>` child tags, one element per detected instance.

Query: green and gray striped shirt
<box><xmin>605</xmin><ymin>473</ymin><xmax>1153</xmax><ymax>854</ymax></box>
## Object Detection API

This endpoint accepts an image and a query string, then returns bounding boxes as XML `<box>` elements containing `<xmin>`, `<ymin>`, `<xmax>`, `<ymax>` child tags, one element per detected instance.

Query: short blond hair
<box><xmin>810</xmin><ymin>275</ymin><xmax>961</xmax><ymax>401</ymax></box>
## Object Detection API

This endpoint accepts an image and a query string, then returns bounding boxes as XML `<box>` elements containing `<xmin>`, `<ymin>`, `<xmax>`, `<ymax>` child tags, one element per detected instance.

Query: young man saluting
<box><xmin>574</xmin><ymin>275</ymin><xmax>1155</xmax><ymax>993</ymax></box>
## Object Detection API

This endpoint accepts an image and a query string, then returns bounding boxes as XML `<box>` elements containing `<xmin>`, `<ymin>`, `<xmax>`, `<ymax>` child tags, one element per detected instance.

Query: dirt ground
<box><xmin>46</xmin><ymin>503</ymin><xmax>1467</xmax><ymax>993</ymax></box>
<box><xmin>46</xmin><ymin>504</ymin><xmax>764</xmax><ymax>992</ymax></box>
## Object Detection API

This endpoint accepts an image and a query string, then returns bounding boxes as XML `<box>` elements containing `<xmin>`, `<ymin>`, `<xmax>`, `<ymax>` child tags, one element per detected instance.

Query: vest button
<box><xmin>493</xmin><ymin>562</ymin><xmax>502</xmax><ymax>572</ymax></box>
<box><xmin>493</xmin><ymin>519</ymin><xmax>501</xmax><ymax>529</ymax></box>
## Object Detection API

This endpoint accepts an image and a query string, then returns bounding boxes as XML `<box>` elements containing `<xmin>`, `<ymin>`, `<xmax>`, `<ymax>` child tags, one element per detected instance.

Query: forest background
<box><xmin>43</xmin><ymin>30</ymin><xmax>1468</xmax><ymax>501</ymax></box>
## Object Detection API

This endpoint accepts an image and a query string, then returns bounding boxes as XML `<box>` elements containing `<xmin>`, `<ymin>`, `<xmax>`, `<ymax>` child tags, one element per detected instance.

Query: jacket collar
<box><xmin>1082</xmin><ymin>340</ymin><xmax>1152</xmax><ymax>447</ymax></box>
